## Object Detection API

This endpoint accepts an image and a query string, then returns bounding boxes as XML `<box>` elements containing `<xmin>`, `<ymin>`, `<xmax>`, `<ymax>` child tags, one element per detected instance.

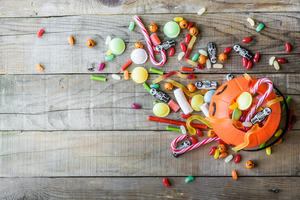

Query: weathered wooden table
<box><xmin>0</xmin><ymin>1</ymin><xmax>299</xmax><ymax>199</ymax></box>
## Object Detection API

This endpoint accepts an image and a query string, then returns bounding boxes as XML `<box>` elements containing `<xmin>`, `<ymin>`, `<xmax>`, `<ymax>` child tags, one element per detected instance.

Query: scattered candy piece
<box><xmin>131</xmin><ymin>103</ymin><xmax>141</xmax><ymax>109</ymax></box>
<box><xmin>149</xmin><ymin>23</ymin><xmax>158</xmax><ymax>32</ymax></box>
<box><xmin>107</xmin><ymin>49</ymin><xmax>112</xmax><ymax>56</ymax></box>
<box><xmin>225</xmin><ymin>155</ymin><xmax>233</xmax><ymax>163</ymax></box>
<box><xmin>234</xmin><ymin>154</ymin><xmax>241</xmax><ymax>164</ymax></box>
<box><xmin>245</xmin><ymin>160</ymin><xmax>254</xmax><ymax>169</ymax></box>
<box><xmin>209</xmin><ymin>147</ymin><xmax>216</xmax><ymax>155</ymax></box>
<box><xmin>285</xmin><ymin>43</ymin><xmax>291</xmax><ymax>52</ymax></box>
<box><xmin>166</xmin><ymin>126</ymin><xmax>181</xmax><ymax>132</ymax></box>
<box><xmin>197</xmin><ymin>7</ymin><xmax>206</xmax><ymax>15</ymax></box>
<box><xmin>247</xmin><ymin>18</ymin><xmax>255</xmax><ymax>26</ymax></box>
<box><xmin>105</xmin><ymin>54</ymin><xmax>115</xmax><ymax>61</ymax></box>
<box><xmin>185</xmin><ymin>176</ymin><xmax>195</xmax><ymax>183</ymax></box>
<box><xmin>191</xmin><ymin>53</ymin><xmax>200</xmax><ymax>62</ymax></box>
<box><xmin>121</xmin><ymin>60</ymin><xmax>133</xmax><ymax>71</ymax></box>
<box><xmin>187</xmin><ymin>22</ymin><xmax>195</xmax><ymax>30</ymax></box>
<box><xmin>98</xmin><ymin>63</ymin><xmax>105</xmax><ymax>71</ymax></box>
<box><xmin>277</xmin><ymin>58</ymin><xmax>287</xmax><ymax>63</ymax></box>
<box><xmin>185</xmin><ymin>34</ymin><xmax>191</xmax><ymax>44</ymax></box>
<box><xmin>256</xmin><ymin>23</ymin><xmax>265</xmax><ymax>32</ymax></box>
<box><xmin>206</xmin><ymin>60</ymin><xmax>211</xmax><ymax>69</ymax></box>
<box><xmin>36</xmin><ymin>63</ymin><xmax>44</xmax><ymax>71</ymax></box>
<box><xmin>196</xmin><ymin>129</ymin><xmax>203</xmax><ymax>137</ymax></box>
<box><xmin>187</xmin><ymin>83</ymin><xmax>196</xmax><ymax>92</ymax></box>
<box><xmin>253</xmin><ymin>53</ymin><xmax>260</xmax><ymax>63</ymax></box>
<box><xmin>163</xmin><ymin>178</ymin><xmax>170</xmax><ymax>187</ymax></box>
<box><xmin>179</xmin><ymin>20</ymin><xmax>188</xmax><ymax>29</ymax></box>
<box><xmin>180</xmin><ymin>125</ymin><xmax>187</xmax><ymax>135</ymax></box>
<box><xmin>274</xmin><ymin>138</ymin><xmax>283</xmax><ymax>145</ymax></box>
<box><xmin>282</xmin><ymin>97</ymin><xmax>291</xmax><ymax>112</ymax></box>
<box><xmin>163</xmin><ymin>21</ymin><xmax>180</xmax><ymax>38</ymax></box>
<box><xmin>269</xmin><ymin>56</ymin><xmax>276</xmax><ymax>65</ymax></box>
<box><xmin>199</xmin><ymin>50</ymin><xmax>208</xmax><ymax>57</ymax></box>
<box><xmin>217</xmin><ymin>144</ymin><xmax>226</xmax><ymax>153</ymax></box>
<box><xmin>232</xmin><ymin>170</ymin><xmax>238</xmax><ymax>180</ymax></box>
<box><xmin>105</xmin><ymin>36</ymin><xmax>112</xmax><ymax>45</ymax></box>
<box><xmin>86</xmin><ymin>39</ymin><xmax>95</xmax><ymax>48</ymax></box>
<box><xmin>266</xmin><ymin>147</ymin><xmax>271</xmax><ymax>155</ymax></box>
<box><xmin>150</xmin><ymin>84</ymin><xmax>160</xmax><ymax>89</ymax></box>
<box><xmin>134</xmin><ymin>42</ymin><xmax>143</xmax><ymax>49</ymax></box>
<box><xmin>219</xmin><ymin>53</ymin><xmax>228</xmax><ymax>62</ymax></box>
<box><xmin>178</xmin><ymin>52</ymin><xmax>185</xmax><ymax>60</ymax></box>
<box><xmin>273</xmin><ymin>60</ymin><xmax>280</xmax><ymax>70</ymax></box>
<box><xmin>198</xmin><ymin>55</ymin><xmax>207</xmax><ymax>64</ymax></box>
<box><xmin>274</xmin><ymin>129</ymin><xmax>283</xmax><ymax>137</ymax></box>
<box><xmin>153</xmin><ymin>103</ymin><xmax>170</xmax><ymax>117</ymax></box>
<box><xmin>191</xmin><ymin>94</ymin><xmax>204</xmax><ymax>111</ymax></box>
<box><xmin>242</xmin><ymin>121</ymin><xmax>252</xmax><ymax>127</ymax></box>
<box><xmin>180</xmin><ymin>43</ymin><xmax>186</xmax><ymax>52</ymax></box>
<box><xmin>181</xmin><ymin>67</ymin><xmax>193</xmax><ymax>72</ymax></box>
<box><xmin>169</xmin><ymin>47</ymin><xmax>175</xmax><ymax>56</ymax></box>
<box><xmin>181</xmin><ymin>114</ymin><xmax>191</xmax><ymax>119</ymax></box>
<box><xmin>131</xmin><ymin>67</ymin><xmax>148</xmax><ymax>83</ymax></box>
<box><xmin>91</xmin><ymin>75</ymin><xmax>106</xmax><ymax>82</ymax></box>
<box><xmin>219</xmin><ymin>152</ymin><xmax>228</xmax><ymax>159</ymax></box>
<box><xmin>111</xmin><ymin>74</ymin><xmax>121</xmax><ymax>80</ymax></box>
<box><xmin>223</xmin><ymin>47</ymin><xmax>232</xmax><ymax>54</ymax></box>
<box><xmin>242</xmin><ymin>36</ymin><xmax>252</xmax><ymax>43</ymax></box>
<box><xmin>37</xmin><ymin>29</ymin><xmax>45</xmax><ymax>38</ymax></box>
<box><xmin>131</xmin><ymin>48</ymin><xmax>148</xmax><ymax>64</ymax></box>
<box><xmin>109</xmin><ymin>38</ymin><xmax>126</xmax><ymax>55</ymax></box>
<box><xmin>259</xmin><ymin>142</ymin><xmax>266</xmax><ymax>149</ymax></box>
<box><xmin>214</xmin><ymin>149</ymin><xmax>220</xmax><ymax>159</ymax></box>
<box><xmin>124</xmin><ymin>70</ymin><xmax>130</xmax><ymax>80</ymax></box>
<box><xmin>164</xmin><ymin>82</ymin><xmax>173</xmax><ymax>90</ymax></box>
<box><xmin>213</xmin><ymin>64</ymin><xmax>223</xmax><ymax>69</ymax></box>
<box><xmin>174</xmin><ymin>17</ymin><xmax>183</xmax><ymax>22</ymax></box>
<box><xmin>68</xmin><ymin>36</ymin><xmax>74</xmax><ymax>45</ymax></box>
<box><xmin>246</xmin><ymin>60</ymin><xmax>253</xmax><ymax>70</ymax></box>
<box><xmin>128</xmin><ymin>21</ymin><xmax>135</xmax><ymax>31</ymax></box>
<box><xmin>242</xmin><ymin>57</ymin><xmax>248</xmax><ymax>67</ymax></box>
<box><xmin>150</xmin><ymin>68</ymin><xmax>164</xmax><ymax>75</ymax></box>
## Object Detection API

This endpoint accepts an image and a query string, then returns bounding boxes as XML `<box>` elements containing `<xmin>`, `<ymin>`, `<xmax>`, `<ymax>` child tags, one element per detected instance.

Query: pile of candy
<box><xmin>35</xmin><ymin>7</ymin><xmax>296</xmax><ymax>184</ymax></box>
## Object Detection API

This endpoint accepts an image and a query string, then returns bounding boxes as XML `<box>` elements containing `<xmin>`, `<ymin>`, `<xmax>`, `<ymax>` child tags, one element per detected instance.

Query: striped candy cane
<box><xmin>133</xmin><ymin>15</ymin><xmax>167</xmax><ymax>67</ymax></box>
<box><xmin>171</xmin><ymin>135</ymin><xmax>220</xmax><ymax>154</ymax></box>
<box><xmin>245</xmin><ymin>78</ymin><xmax>273</xmax><ymax>122</ymax></box>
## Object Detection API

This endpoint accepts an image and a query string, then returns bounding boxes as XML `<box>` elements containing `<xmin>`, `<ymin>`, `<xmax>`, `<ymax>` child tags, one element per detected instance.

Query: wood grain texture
<box><xmin>1</xmin><ymin>0</ymin><xmax>300</xmax><ymax>17</ymax></box>
<box><xmin>0</xmin><ymin>14</ymin><xmax>299</xmax><ymax>74</ymax></box>
<box><xmin>0</xmin><ymin>177</ymin><xmax>300</xmax><ymax>199</ymax></box>
<box><xmin>0</xmin><ymin>74</ymin><xmax>298</xmax><ymax>131</ymax></box>
<box><xmin>0</xmin><ymin>130</ymin><xmax>298</xmax><ymax>177</ymax></box>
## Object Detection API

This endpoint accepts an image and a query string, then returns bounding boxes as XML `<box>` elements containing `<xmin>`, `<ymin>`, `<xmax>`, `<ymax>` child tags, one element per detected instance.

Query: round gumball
<box><xmin>179</xmin><ymin>20</ymin><xmax>188</xmax><ymax>29</ymax></box>
<box><xmin>86</xmin><ymin>39</ymin><xmax>95</xmax><ymax>48</ymax></box>
<box><xmin>149</xmin><ymin>23</ymin><xmax>158</xmax><ymax>32</ymax></box>
<box><xmin>134</xmin><ymin>42</ymin><xmax>143</xmax><ymax>49</ymax></box>
<box><xmin>164</xmin><ymin>82</ymin><xmax>173</xmax><ymax>91</ymax></box>
<box><xmin>189</xmin><ymin>27</ymin><xmax>199</xmax><ymax>36</ymax></box>
<box><xmin>219</xmin><ymin>53</ymin><xmax>228</xmax><ymax>62</ymax></box>
<box><xmin>198</xmin><ymin>55</ymin><xmax>207</xmax><ymax>64</ymax></box>
<box><xmin>245</xmin><ymin>160</ymin><xmax>255</xmax><ymax>169</ymax></box>
<box><xmin>217</xmin><ymin>144</ymin><xmax>226</xmax><ymax>153</ymax></box>
<box><xmin>187</xmin><ymin>83</ymin><xmax>196</xmax><ymax>92</ymax></box>
<box><xmin>207</xmin><ymin>129</ymin><xmax>216</xmax><ymax>138</ymax></box>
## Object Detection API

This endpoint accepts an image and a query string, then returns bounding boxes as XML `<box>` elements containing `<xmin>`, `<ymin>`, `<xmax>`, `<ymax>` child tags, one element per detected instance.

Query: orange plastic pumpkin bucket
<box><xmin>208</xmin><ymin>77</ymin><xmax>281</xmax><ymax>148</ymax></box>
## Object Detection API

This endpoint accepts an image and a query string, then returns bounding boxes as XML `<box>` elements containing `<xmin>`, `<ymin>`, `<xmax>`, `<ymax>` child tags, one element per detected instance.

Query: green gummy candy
<box><xmin>150</xmin><ymin>84</ymin><xmax>159</xmax><ymax>89</ymax></box>
<box><xmin>105</xmin><ymin>54</ymin><xmax>115</xmax><ymax>61</ymax></box>
<box><xmin>256</xmin><ymin>23</ymin><xmax>265</xmax><ymax>32</ymax></box>
<box><xmin>185</xmin><ymin>176</ymin><xmax>195</xmax><ymax>183</ymax></box>
<box><xmin>129</xmin><ymin>21</ymin><xmax>135</xmax><ymax>31</ymax></box>
<box><xmin>191</xmin><ymin>53</ymin><xmax>200</xmax><ymax>62</ymax></box>
<box><xmin>259</xmin><ymin>142</ymin><xmax>266</xmax><ymax>149</ymax></box>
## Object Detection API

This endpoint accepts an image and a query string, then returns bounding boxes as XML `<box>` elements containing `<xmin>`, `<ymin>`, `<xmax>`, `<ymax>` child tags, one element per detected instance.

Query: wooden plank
<box><xmin>0</xmin><ymin>74</ymin><xmax>298</xmax><ymax>131</ymax></box>
<box><xmin>0</xmin><ymin>130</ymin><xmax>298</xmax><ymax>177</ymax></box>
<box><xmin>0</xmin><ymin>14</ymin><xmax>299</xmax><ymax>74</ymax></box>
<box><xmin>0</xmin><ymin>0</ymin><xmax>299</xmax><ymax>17</ymax></box>
<box><xmin>0</xmin><ymin>177</ymin><xmax>299</xmax><ymax>199</ymax></box>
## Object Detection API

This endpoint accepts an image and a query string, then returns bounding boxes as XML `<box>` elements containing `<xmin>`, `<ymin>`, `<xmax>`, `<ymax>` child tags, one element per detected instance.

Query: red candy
<box><xmin>169</xmin><ymin>47</ymin><xmax>175</xmax><ymax>56</ymax></box>
<box><xmin>187</xmin><ymin>22</ymin><xmax>195</xmax><ymax>30</ymax></box>
<box><xmin>223</xmin><ymin>47</ymin><xmax>232</xmax><ymax>54</ymax></box>
<box><xmin>253</xmin><ymin>53</ymin><xmax>260</xmax><ymax>63</ymax></box>
<box><xmin>277</xmin><ymin>58</ymin><xmax>287</xmax><ymax>63</ymax></box>
<box><xmin>246</xmin><ymin>60</ymin><xmax>253</xmax><ymax>70</ymax></box>
<box><xmin>37</xmin><ymin>29</ymin><xmax>45</xmax><ymax>38</ymax></box>
<box><xmin>181</xmin><ymin>67</ymin><xmax>193</xmax><ymax>72</ymax></box>
<box><xmin>285</xmin><ymin>43</ymin><xmax>291</xmax><ymax>52</ymax></box>
<box><xmin>242</xmin><ymin>36</ymin><xmax>252</xmax><ymax>43</ymax></box>
<box><xmin>189</xmin><ymin>136</ymin><xmax>197</xmax><ymax>144</ymax></box>
<box><xmin>196</xmin><ymin>129</ymin><xmax>203</xmax><ymax>137</ymax></box>
<box><xmin>197</xmin><ymin>63</ymin><xmax>204</xmax><ymax>70</ymax></box>
<box><xmin>163</xmin><ymin>178</ymin><xmax>170</xmax><ymax>187</ymax></box>
<box><xmin>209</xmin><ymin>147</ymin><xmax>216</xmax><ymax>155</ymax></box>
<box><xmin>218</xmin><ymin>139</ymin><xmax>226</xmax><ymax>145</ymax></box>
<box><xmin>180</xmin><ymin>114</ymin><xmax>191</xmax><ymax>119</ymax></box>
<box><xmin>188</xmin><ymin>98</ymin><xmax>192</xmax><ymax>105</ymax></box>
<box><xmin>242</xmin><ymin>57</ymin><xmax>248</xmax><ymax>67</ymax></box>
<box><xmin>180</xmin><ymin>43</ymin><xmax>186</xmax><ymax>52</ymax></box>
<box><xmin>185</xmin><ymin>34</ymin><xmax>191</xmax><ymax>44</ymax></box>
<box><xmin>234</xmin><ymin>154</ymin><xmax>241</xmax><ymax>163</ymax></box>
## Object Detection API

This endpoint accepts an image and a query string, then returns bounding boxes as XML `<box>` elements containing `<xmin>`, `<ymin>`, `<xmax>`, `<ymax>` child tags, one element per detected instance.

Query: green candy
<box><xmin>142</xmin><ymin>82</ymin><xmax>150</xmax><ymax>92</ymax></box>
<box><xmin>128</xmin><ymin>21</ymin><xmax>135</xmax><ymax>31</ymax></box>
<box><xmin>191</xmin><ymin>53</ymin><xmax>200</xmax><ymax>62</ymax></box>
<box><xmin>150</xmin><ymin>84</ymin><xmax>160</xmax><ymax>89</ymax></box>
<box><xmin>256</xmin><ymin>23</ymin><xmax>265</xmax><ymax>32</ymax></box>
<box><xmin>185</xmin><ymin>176</ymin><xmax>194</xmax><ymax>183</ymax></box>
<box><xmin>282</xmin><ymin>96</ymin><xmax>291</xmax><ymax>111</ymax></box>
<box><xmin>163</xmin><ymin>21</ymin><xmax>180</xmax><ymax>38</ymax></box>
<box><xmin>149</xmin><ymin>67</ymin><xmax>164</xmax><ymax>75</ymax></box>
<box><xmin>259</xmin><ymin>142</ymin><xmax>266</xmax><ymax>149</ymax></box>
<box><xmin>166</xmin><ymin>126</ymin><xmax>181</xmax><ymax>132</ymax></box>
<box><xmin>105</xmin><ymin>54</ymin><xmax>115</xmax><ymax>61</ymax></box>
<box><xmin>90</xmin><ymin>75</ymin><xmax>106</xmax><ymax>82</ymax></box>
<box><xmin>153</xmin><ymin>101</ymin><xmax>158</xmax><ymax>106</ymax></box>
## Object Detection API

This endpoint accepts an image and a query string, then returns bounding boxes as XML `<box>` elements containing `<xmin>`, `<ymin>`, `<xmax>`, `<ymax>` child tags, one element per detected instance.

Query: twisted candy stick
<box><xmin>245</xmin><ymin>78</ymin><xmax>273</xmax><ymax>122</ymax></box>
<box><xmin>133</xmin><ymin>15</ymin><xmax>167</xmax><ymax>67</ymax></box>
<box><xmin>171</xmin><ymin>135</ymin><xmax>219</xmax><ymax>154</ymax></box>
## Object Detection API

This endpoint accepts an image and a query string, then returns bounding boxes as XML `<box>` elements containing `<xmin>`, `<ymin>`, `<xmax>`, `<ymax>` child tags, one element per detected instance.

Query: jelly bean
<box><xmin>219</xmin><ymin>152</ymin><xmax>228</xmax><ymax>159</ymax></box>
<box><xmin>196</xmin><ymin>129</ymin><xmax>203</xmax><ymax>137</ymax></box>
<box><xmin>178</xmin><ymin>52</ymin><xmax>185</xmax><ymax>60</ymax></box>
<box><xmin>153</xmin><ymin>101</ymin><xmax>158</xmax><ymax>105</ymax></box>
<box><xmin>242</xmin><ymin>36</ymin><xmax>252</xmax><ymax>43</ymax></box>
<box><xmin>197</xmin><ymin>7</ymin><xmax>206</xmax><ymax>15</ymax></box>
<box><xmin>169</xmin><ymin>47</ymin><xmax>175</xmax><ymax>56</ymax></box>
<box><xmin>180</xmin><ymin>43</ymin><xmax>186</xmax><ymax>52</ymax></box>
<box><xmin>180</xmin><ymin>114</ymin><xmax>191</xmax><ymax>119</ymax></box>
<box><xmin>197</xmin><ymin>63</ymin><xmax>204</xmax><ymax>70</ymax></box>
<box><xmin>246</xmin><ymin>60</ymin><xmax>253</xmax><ymax>70</ymax></box>
<box><xmin>187</xmin><ymin>83</ymin><xmax>196</xmax><ymax>92</ymax></box>
<box><xmin>229</xmin><ymin>102</ymin><xmax>239</xmax><ymax>110</ymax></box>
<box><xmin>163</xmin><ymin>178</ymin><xmax>170</xmax><ymax>187</ymax></box>
<box><xmin>187</xmin><ymin>22</ymin><xmax>195</xmax><ymax>30</ymax></box>
<box><xmin>214</xmin><ymin>149</ymin><xmax>220</xmax><ymax>159</ymax></box>
<box><xmin>253</xmin><ymin>53</ymin><xmax>259</xmax><ymax>63</ymax></box>
<box><xmin>131</xmin><ymin>103</ymin><xmax>141</xmax><ymax>109</ymax></box>
<box><xmin>37</xmin><ymin>29</ymin><xmax>44</xmax><ymax>38</ymax></box>
<box><xmin>209</xmin><ymin>147</ymin><xmax>216</xmax><ymax>155</ymax></box>
<box><xmin>218</xmin><ymin>139</ymin><xmax>226</xmax><ymax>145</ymax></box>
<box><xmin>242</xmin><ymin>57</ymin><xmax>248</xmax><ymax>67</ymax></box>
<box><xmin>266</xmin><ymin>147</ymin><xmax>271</xmax><ymax>155</ymax></box>
<box><xmin>256</xmin><ymin>23</ymin><xmax>265</xmax><ymax>32</ymax></box>
<box><xmin>282</xmin><ymin>97</ymin><xmax>291</xmax><ymax>112</ymax></box>
<box><xmin>277</xmin><ymin>58</ymin><xmax>287</xmax><ymax>63</ymax></box>
<box><xmin>91</xmin><ymin>75</ymin><xmax>106</xmax><ymax>82</ymax></box>
<box><xmin>275</xmin><ymin>129</ymin><xmax>282</xmax><ymax>137</ymax></box>
<box><xmin>185</xmin><ymin>34</ymin><xmax>191</xmax><ymax>44</ymax></box>
<box><xmin>269</xmin><ymin>56</ymin><xmax>276</xmax><ymax>65</ymax></box>
<box><xmin>243</xmin><ymin>121</ymin><xmax>252</xmax><ymax>127</ymax></box>
<box><xmin>68</xmin><ymin>36</ymin><xmax>74</xmax><ymax>45</ymax></box>
<box><xmin>150</xmin><ymin>84</ymin><xmax>160</xmax><ymax>89</ymax></box>
<box><xmin>164</xmin><ymin>82</ymin><xmax>173</xmax><ymax>90</ymax></box>
<box><xmin>174</xmin><ymin>17</ymin><xmax>184</xmax><ymax>22</ymax></box>
<box><xmin>150</xmin><ymin>68</ymin><xmax>164</xmax><ymax>75</ymax></box>
<box><xmin>231</xmin><ymin>170</ymin><xmax>238</xmax><ymax>180</ymax></box>
<box><xmin>107</xmin><ymin>50</ymin><xmax>112</xmax><ymax>56</ymax></box>
<box><xmin>185</xmin><ymin>176</ymin><xmax>194</xmax><ymax>183</ymax></box>
<box><xmin>213</xmin><ymin>64</ymin><xmax>223</xmax><ymax>69</ymax></box>
<box><xmin>247</xmin><ymin>18</ymin><xmax>255</xmax><ymax>26</ymax></box>
<box><xmin>189</xmin><ymin>136</ymin><xmax>197</xmax><ymax>144</ymax></box>
<box><xmin>259</xmin><ymin>142</ymin><xmax>266</xmax><ymax>149</ymax></box>
<box><xmin>36</xmin><ymin>63</ymin><xmax>44</xmax><ymax>71</ymax></box>
<box><xmin>234</xmin><ymin>154</ymin><xmax>241</xmax><ymax>163</ymax></box>
<box><xmin>223</xmin><ymin>47</ymin><xmax>232</xmax><ymax>54</ymax></box>
<box><xmin>245</xmin><ymin>160</ymin><xmax>254</xmax><ymax>169</ymax></box>
<box><xmin>129</xmin><ymin>21</ymin><xmax>135</xmax><ymax>31</ymax></box>
<box><xmin>274</xmin><ymin>138</ymin><xmax>283</xmax><ymax>145</ymax></box>
<box><xmin>273</xmin><ymin>60</ymin><xmax>280</xmax><ymax>70</ymax></box>
<box><xmin>105</xmin><ymin>54</ymin><xmax>114</xmax><ymax>61</ymax></box>
<box><xmin>166</xmin><ymin>126</ymin><xmax>181</xmax><ymax>132</ymax></box>
<box><xmin>86</xmin><ymin>39</ymin><xmax>95</xmax><ymax>48</ymax></box>
<box><xmin>98</xmin><ymin>63</ymin><xmax>105</xmax><ymax>71</ymax></box>
<box><xmin>112</xmin><ymin>74</ymin><xmax>121</xmax><ymax>80</ymax></box>
<box><xmin>180</xmin><ymin>125</ymin><xmax>187</xmax><ymax>135</ymax></box>
<box><xmin>225</xmin><ymin>154</ymin><xmax>233</xmax><ymax>163</ymax></box>
<box><xmin>181</xmin><ymin>67</ymin><xmax>193</xmax><ymax>72</ymax></box>
<box><xmin>192</xmin><ymin>53</ymin><xmax>200</xmax><ymax>62</ymax></box>
<box><xmin>105</xmin><ymin>36</ymin><xmax>111</xmax><ymax>45</ymax></box>
<box><xmin>124</xmin><ymin>70</ymin><xmax>130</xmax><ymax>80</ymax></box>
<box><xmin>285</xmin><ymin>43</ymin><xmax>291</xmax><ymax>52</ymax></box>
<box><xmin>199</xmin><ymin>50</ymin><xmax>208</xmax><ymax>57</ymax></box>
<box><xmin>206</xmin><ymin>60</ymin><xmax>211</xmax><ymax>69</ymax></box>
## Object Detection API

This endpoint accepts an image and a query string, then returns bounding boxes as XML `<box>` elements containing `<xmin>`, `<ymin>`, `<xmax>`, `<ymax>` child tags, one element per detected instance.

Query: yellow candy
<box><xmin>266</xmin><ymin>147</ymin><xmax>271</xmax><ymax>155</ymax></box>
<box><xmin>229</xmin><ymin>102</ymin><xmax>239</xmax><ymax>110</ymax></box>
<box><xmin>191</xmin><ymin>94</ymin><xmax>204</xmax><ymax>111</ymax></box>
<box><xmin>131</xmin><ymin>67</ymin><xmax>148</xmax><ymax>84</ymax></box>
<box><xmin>106</xmin><ymin>49</ymin><xmax>112</xmax><ymax>56</ymax></box>
<box><xmin>153</xmin><ymin>103</ymin><xmax>170</xmax><ymax>117</ymax></box>
<box><xmin>174</xmin><ymin>17</ymin><xmax>184</xmax><ymax>22</ymax></box>
<box><xmin>274</xmin><ymin>129</ymin><xmax>282</xmax><ymax>137</ymax></box>
<box><xmin>237</xmin><ymin>92</ymin><xmax>252</xmax><ymax>110</ymax></box>
<box><xmin>214</xmin><ymin>149</ymin><xmax>220</xmax><ymax>159</ymax></box>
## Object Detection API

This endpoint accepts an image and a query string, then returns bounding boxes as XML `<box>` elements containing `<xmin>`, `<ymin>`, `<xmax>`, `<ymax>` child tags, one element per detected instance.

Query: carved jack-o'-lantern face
<box><xmin>134</xmin><ymin>42</ymin><xmax>143</xmax><ymax>49</ymax></box>
<box><xmin>149</xmin><ymin>23</ymin><xmax>158</xmax><ymax>32</ymax></box>
<box><xmin>219</xmin><ymin>53</ymin><xmax>228</xmax><ymax>62</ymax></box>
<box><xmin>179</xmin><ymin>20</ymin><xmax>188</xmax><ymax>29</ymax></box>
<box><xmin>189</xmin><ymin>27</ymin><xmax>199</xmax><ymax>36</ymax></box>
<box><xmin>245</xmin><ymin>160</ymin><xmax>255</xmax><ymax>169</ymax></box>
<box><xmin>207</xmin><ymin>129</ymin><xmax>216</xmax><ymax>138</ymax></box>
<box><xmin>217</xmin><ymin>144</ymin><xmax>226</xmax><ymax>153</ymax></box>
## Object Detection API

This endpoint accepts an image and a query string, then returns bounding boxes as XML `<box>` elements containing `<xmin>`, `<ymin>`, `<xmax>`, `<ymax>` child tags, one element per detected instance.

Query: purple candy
<box><xmin>131</xmin><ymin>103</ymin><xmax>141</xmax><ymax>109</ymax></box>
<box><xmin>98</xmin><ymin>63</ymin><xmax>105</xmax><ymax>71</ymax></box>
